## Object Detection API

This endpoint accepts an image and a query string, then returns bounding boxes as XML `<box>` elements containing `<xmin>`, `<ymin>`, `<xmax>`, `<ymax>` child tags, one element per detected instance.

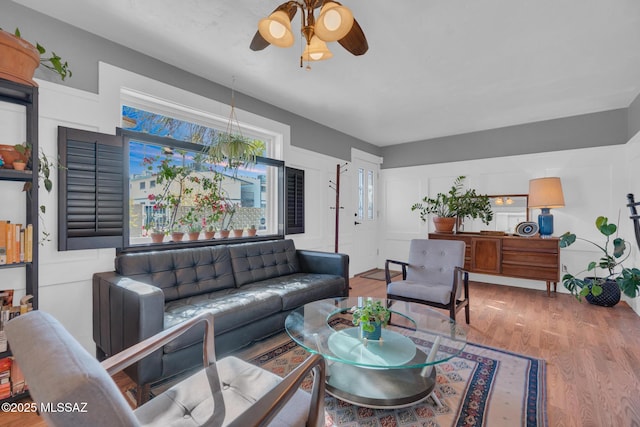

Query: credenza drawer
<box><xmin>502</xmin><ymin>238</ymin><xmax>558</xmax><ymax>253</ymax></box>
<box><xmin>502</xmin><ymin>251</ymin><xmax>558</xmax><ymax>267</ymax></box>
<box><xmin>502</xmin><ymin>264</ymin><xmax>559</xmax><ymax>281</ymax></box>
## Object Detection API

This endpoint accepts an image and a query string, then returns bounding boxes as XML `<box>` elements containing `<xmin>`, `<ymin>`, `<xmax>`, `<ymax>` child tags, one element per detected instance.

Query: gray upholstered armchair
<box><xmin>6</xmin><ymin>310</ymin><xmax>325</xmax><ymax>427</ymax></box>
<box><xmin>385</xmin><ymin>239</ymin><xmax>470</xmax><ymax>324</ymax></box>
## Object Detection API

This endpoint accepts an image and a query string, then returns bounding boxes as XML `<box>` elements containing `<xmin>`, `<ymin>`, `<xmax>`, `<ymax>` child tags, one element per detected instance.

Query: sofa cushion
<box><xmin>115</xmin><ymin>246</ymin><xmax>235</xmax><ymax>302</ymax></box>
<box><xmin>230</xmin><ymin>240</ymin><xmax>300</xmax><ymax>287</ymax></box>
<box><xmin>242</xmin><ymin>273</ymin><xmax>346</xmax><ymax>310</ymax></box>
<box><xmin>162</xmin><ymin>288</ymin><xmax>282</xmax><ymax>353</ymax></box>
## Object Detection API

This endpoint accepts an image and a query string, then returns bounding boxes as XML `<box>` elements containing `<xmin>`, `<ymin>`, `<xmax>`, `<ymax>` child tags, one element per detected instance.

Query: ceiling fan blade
<box><xmin>249</xmin><ymin>2</ymin><xmax>298</xmax><ymax>51</ymax></box>
<box><xmin>338</xmin><ymin>18</ymin><xmax>368</xmax><ymax>56</ymax></box>
<box><xmin>250</xmin><ymin>31</ymin><xmax>270</xmax><ymax>51</ymax></box>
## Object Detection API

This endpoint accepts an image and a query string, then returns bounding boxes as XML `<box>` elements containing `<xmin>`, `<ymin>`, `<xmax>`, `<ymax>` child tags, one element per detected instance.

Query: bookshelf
<box><xmin>0</xmin><ymin>78</ymin><xmax>38</xmax><ymax>403</ymax></box>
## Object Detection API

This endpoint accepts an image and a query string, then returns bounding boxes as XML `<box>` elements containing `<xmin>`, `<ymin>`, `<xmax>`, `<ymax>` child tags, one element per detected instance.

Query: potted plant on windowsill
<box><xmin>560</xmin><ymin>216</ymin><xmax>640</xmax><ymax>306</ymax></box>
<box><xmin>351</xmin><ymin>298</ymin><xmax>391</xmax><ymax>341</ymax></box>
<box><xmin>411</xmin><ymin>176</ymin><xmax>493</xmax><ymax>233</ymax></box>
<box><xmin>232</xmin><ymin>227</ymin><xmax>244</xmax><ymax>238</ymax></box>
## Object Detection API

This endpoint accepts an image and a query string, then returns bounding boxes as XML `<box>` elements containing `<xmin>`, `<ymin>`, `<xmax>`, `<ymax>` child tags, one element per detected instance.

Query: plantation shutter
<box><xmin>58</xmin><ymin>127</ymin><xmax>125</xmax><ymax>250</ymax></box>
<box><xmin>286</xmin><ymin>167</ymin><xmax>305</xmax><ymax>234</ymax></box>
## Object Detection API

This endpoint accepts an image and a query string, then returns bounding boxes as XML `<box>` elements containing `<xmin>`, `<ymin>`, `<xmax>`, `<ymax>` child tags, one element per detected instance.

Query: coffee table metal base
<box><xmin>324</xmin><ymin>350</ymin><xmax>436</xmax><ymax>409</ymax></box>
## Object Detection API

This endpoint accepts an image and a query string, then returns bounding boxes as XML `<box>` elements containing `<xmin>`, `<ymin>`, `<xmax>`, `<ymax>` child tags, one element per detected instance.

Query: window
<box><xmin>57</xmin><ymin>100</ymin><xmax>286</xmax><ymax>251</ymax></box>
<box><xmin>357</xmin><ymin>167</ymin><xmax>375</xmax><ymax>221</ymax></box>
<box><xmin>122</xmin><ymin>105</ymin><xmax>283</xmax><ymax>246</ymax></box>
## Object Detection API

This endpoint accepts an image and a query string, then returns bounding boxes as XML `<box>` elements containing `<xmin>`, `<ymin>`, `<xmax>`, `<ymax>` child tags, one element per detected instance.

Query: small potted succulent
<box><xmin>12</xmin><ymin>159</ymin><xmax>26</xmax><ymax>171</ymax></box>
<box><xmin>351</xmin><ymin>298</ymin><xmax>391</xmax><ymax>340</ymax></box>
<box><xmin>203</xmin><ymin>225</ymin><xmax>216</xmax><ymax>240</ymax></box>
<box><xmin>247</xmin><ymin>224</ymin><xmax>257</xmax><ymax>237</ymax></box>
<box><xmin>232</xmin><ymin>226</ymin><xmax>244</xmax><ymax>238</ymax></box>
<box><xmin>219</xmin><ymin>227</ymin><xmax>230</xmax><ymax>239</ymax></box>
<box><xmin>560</xmin><ymin>216</ymin><xmax>640</xmax><ymax>306</ymax></box>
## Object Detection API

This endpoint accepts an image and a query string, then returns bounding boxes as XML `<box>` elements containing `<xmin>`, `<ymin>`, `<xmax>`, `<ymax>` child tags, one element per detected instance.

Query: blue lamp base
<box><xmin>538</xmin><ymin>208</ymin><xmax>554</xmax><ymax>238</ymax></box>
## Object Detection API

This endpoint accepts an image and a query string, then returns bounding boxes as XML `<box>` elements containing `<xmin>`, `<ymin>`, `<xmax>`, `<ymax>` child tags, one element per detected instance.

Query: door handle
<box><xmin>354</xmin><ymin>221</ymin><xmax>361</xmax><ymax>225</ymax></box>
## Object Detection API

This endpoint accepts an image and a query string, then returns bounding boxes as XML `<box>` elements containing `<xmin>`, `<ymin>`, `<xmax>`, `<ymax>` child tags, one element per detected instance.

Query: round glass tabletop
<box><xmin>285</xmin><ymin>296</ymin><xmax>467</xmax><ymax>369</ymax></box>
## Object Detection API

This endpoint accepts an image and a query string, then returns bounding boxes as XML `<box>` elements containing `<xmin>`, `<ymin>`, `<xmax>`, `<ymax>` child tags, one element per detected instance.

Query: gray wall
<box><xmin>380</xmin><ymin>108</ymin><xmax>629</xmax><ymax>169</ymax></box>
<box><xmin>4</xmin><ymin>2</ymin><xmax>637</xmax><ymax>168</ymax></box>
<box><xmin>628</xmin><ymin>92</ymin><xmax>640</xmax><ymax>139</ymax></box>
<box><xmin>3</xmin><ymin>2</ymin><xmax>379</xmax><ymax>162</ymax></box>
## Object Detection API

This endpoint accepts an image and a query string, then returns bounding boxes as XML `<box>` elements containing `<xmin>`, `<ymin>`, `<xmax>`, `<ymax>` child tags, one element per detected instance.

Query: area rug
<box><xmin>238</xmin><ymin>333</ymin><xmax>547</xmax><ymax>427</ymax></box>
<box><xmin>128</xmin><ymin>331</ymin><xmax>547</xmax><ymax>427</ymax></box>
<box><xmin>359</xmin><ymin>268</ymin><xmax>401</xmax><ymax>281</ymax></box>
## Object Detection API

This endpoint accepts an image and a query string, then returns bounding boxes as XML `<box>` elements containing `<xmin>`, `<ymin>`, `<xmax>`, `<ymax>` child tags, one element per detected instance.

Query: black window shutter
<box><xmin>286</xmin><ymin>167</ymin><xmax>305</xmax><ymax>234</ymax></box>
<box><xmin>58</xmin><ymin>127</ymin><xmax>125</xmax><ymax>250</ymax></box>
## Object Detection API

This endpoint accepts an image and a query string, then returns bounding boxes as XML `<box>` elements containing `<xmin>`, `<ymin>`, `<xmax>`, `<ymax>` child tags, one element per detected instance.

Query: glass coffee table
<box><xmin>285</xmin><ymin>297</ymin><xmax>467</xmax><ymax>409</ymax></box>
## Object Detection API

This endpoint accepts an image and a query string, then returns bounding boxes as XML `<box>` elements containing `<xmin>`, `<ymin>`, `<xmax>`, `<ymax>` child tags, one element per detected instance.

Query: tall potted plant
<box><xmin>560</xmin><ymin>216</ymin><xmax>640</xmax><ymax>306</ymax></box>
<box><xmin>411</xmin><ymin>176</ymin><xmax>493</xmax><ymax>233</ymax></box>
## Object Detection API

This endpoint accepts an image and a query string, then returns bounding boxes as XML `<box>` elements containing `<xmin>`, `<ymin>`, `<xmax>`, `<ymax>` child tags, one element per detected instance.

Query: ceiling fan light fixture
<box><xmin>258</xmin><ymin>10</ymin><xmax>294</xmax><ymax>47</ymax></box>
<box><xmin>315</xmin><ymin>1</ymin><xmax>354</xmax><ymax>42</ymax></box>
<box><xmin>302</xmin><ymin>35</ymin><xmax>333</xmax><ymax>61</ymax></box>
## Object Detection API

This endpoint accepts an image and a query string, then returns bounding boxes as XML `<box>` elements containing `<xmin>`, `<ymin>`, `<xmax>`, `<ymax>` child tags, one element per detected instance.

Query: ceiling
<box><xmin>15</xmin><ymin>0</ymin><xmax>640</xmax><ymax>147</ymax></box>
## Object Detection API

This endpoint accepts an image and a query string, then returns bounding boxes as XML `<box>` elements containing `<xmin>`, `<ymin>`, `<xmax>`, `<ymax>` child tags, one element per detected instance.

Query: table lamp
<box><xmin>528</xmin><ymin>177</ymin><xmax>565</xmax><ymax>238</ymax></box>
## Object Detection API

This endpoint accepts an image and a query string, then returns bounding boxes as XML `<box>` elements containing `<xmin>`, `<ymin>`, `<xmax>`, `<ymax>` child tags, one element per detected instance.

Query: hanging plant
<box><xmin>207</xmin><ymin>79</ymin><xmax>265</xmax><ymax>173</ymax></box>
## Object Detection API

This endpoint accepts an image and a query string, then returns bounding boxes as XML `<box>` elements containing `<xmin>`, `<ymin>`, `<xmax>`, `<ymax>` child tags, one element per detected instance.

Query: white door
<box><xmin>351</xmin><ymin>156</ymin><xmax>380</xmax><ymax>275</ymax></box>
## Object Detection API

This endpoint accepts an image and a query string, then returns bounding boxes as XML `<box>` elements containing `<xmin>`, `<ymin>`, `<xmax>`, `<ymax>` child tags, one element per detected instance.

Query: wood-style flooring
<box><xmin>3</xmin><ymin>275</ymin><xmax>640</xmax><ymax>427</ymax></box>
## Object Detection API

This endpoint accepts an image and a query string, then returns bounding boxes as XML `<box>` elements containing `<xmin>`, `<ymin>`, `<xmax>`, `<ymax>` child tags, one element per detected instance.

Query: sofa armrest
<box><xmin>296</xmin><ymin>250</ymin><xmax>350</xmax><ymax>296</ymax></box>
<box><xmin>93</xmin><ymin>271</ymin><xmax>165</xmax><ymax>385</ymax></box>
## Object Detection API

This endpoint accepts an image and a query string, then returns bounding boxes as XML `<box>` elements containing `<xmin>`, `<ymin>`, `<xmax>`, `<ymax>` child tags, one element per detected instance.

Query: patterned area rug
<box><xmin>237</xmin><ymin>333</ymin><xmax>547</xmax><ymax>427</ymax></box>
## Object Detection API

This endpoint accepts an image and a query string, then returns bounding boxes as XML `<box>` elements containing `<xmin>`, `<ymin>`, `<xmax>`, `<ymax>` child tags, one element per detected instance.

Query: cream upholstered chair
<box><xmin>385</xmin><ymin>239</ymin><xmax>470</xmax><ymax>324</ymax></box>
<box><xmin>6</xmin><ymin>310</ymin><xmax>325</xmax><ymax>427</ymax></box>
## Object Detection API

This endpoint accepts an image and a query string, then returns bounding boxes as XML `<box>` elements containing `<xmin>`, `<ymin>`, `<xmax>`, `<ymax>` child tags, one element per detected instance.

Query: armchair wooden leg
<box><xmin>136</xmin><ymin>383</ymin><xmax>151</xmax><ymax>406</ymax></box>
<box><xmin>465</xmin><ymin>303</ymin><xmax>470</xmax><ymax>324</ymax></box>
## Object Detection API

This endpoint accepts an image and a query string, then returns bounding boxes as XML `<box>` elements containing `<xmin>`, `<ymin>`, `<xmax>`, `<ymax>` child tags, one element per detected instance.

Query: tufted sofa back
<box><xmin>229</xmin><ymin>239</ymin><xmax>300</xmax><ymax>287</ymax></box>
<box><xmin>115</xmin><ymin>245</ymin><xmax>235</xmax><ymax>302</ymax></box>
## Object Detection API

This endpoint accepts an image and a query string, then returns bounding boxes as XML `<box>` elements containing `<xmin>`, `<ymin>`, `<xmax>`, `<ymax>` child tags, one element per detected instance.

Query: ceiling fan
<box><xmin>250</xmin><ymin>0</ymin><xmax>368</xmax><ymax>66</ymax></box>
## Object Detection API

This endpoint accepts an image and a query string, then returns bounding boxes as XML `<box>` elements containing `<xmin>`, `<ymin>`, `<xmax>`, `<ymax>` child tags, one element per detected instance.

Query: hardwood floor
<box><xmin>5</xmin><ymin>276</ymin><xmax>640</xmax><ymax>426</ymax></box>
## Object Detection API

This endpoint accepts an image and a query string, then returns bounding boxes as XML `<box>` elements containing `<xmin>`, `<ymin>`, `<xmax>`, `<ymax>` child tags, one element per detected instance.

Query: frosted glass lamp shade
<box><xmin>315</xmin><ymin>2</ymin><xmax>354</xmax><ymax>42</ymax></box>
<box><xmin>302</xmin><ymin>36</ymin><xmax>333</xmax><ymax>61</ymax></box>
<box><xmin>528</xmin><ymin>177</ymin><xmax>565</xmax><ymax>208</ymax></box>
<box><xmin>258</xmin><ymin>11</ymin><xmax>294</xmax><ymax>47</ymax></box>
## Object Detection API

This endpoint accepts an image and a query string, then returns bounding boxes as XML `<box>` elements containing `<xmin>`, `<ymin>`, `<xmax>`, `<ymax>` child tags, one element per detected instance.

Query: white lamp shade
<box><xmin>314</xmin><ymin>2</ymin><xmax>354</xmax><ymax>42</ymax></box>
<box><xmin>302</xmin><ymin>36</ymin><xmax>333</xmax><ymax>61</ymax></box>
<box><xmin>258</xmin><ymin>11</ymin><xmax>294</xmax><ymax>47</ymax></box>
<box><xmin>528</xmin><ymin>177</ymin><xmax>565</xmax><ymax>208</ymax></box>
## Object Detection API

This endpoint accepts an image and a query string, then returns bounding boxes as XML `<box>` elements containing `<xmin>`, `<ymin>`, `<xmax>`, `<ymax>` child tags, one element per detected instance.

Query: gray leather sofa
<box><xmin>93</xmin><ymin>239</ymin><xmax>348</xmax><ymax>395</ymax></box>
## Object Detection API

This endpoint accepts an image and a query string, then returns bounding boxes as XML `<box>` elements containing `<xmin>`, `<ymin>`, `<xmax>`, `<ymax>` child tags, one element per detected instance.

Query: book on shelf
<box><xmin>0</xmin><ymin>292</ymin><xmax>33</xmax><ymax>352</ymax></box>
<box><xmin>0</xmin><ymin>221</ymin><xmax>32</xmax><ymax>264</ymax></box>
<box><xmin>25</xmin><ymin>224</ymin><xmax>32</xmax><ymax>262</ymax></box>
<box><xmin>6</xmin><ymin>222</ymin><xmax>13</xmax><ymax>264</ymax></box>
<box><xmin>0</xmin><ymin>356</ymin><xmax>11</xmax><ymax>400</ymax></box>
<box><xmin>10</xmin><ymin>357</ymin><xmax>27</xmax><ymax>395</ymax></box>
<box><xmin>0</xmin><ymin>220</ymin><xmax>6</xmax><ymax>265</ymax></box>
<box><xmin>14</xmin><ymin>224</ymin><xmax>20</xmax><ymax>264</ymax></box>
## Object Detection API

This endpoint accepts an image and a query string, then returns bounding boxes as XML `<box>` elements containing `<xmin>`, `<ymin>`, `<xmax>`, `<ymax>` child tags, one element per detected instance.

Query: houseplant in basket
<box><xmin>411</xmin><ymin>176</ymin><xmax>493</xmax><ymax>233</ymax></box>
<box><xmin>560</xmin><ymin>216</ymin><xmax>640</xmax><ymax>306</ymax></box>
<box><xmin>351</xmin><ymin>298</ymin><xmax>391</xmax><ymax>340</ymax></box>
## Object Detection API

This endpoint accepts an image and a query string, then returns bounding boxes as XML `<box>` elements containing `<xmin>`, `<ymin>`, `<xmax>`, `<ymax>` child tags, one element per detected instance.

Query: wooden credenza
<box><xmin>429</xmin><ymin>232</ymin><xmax>560</xmax><ymax>295</ymax></box>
